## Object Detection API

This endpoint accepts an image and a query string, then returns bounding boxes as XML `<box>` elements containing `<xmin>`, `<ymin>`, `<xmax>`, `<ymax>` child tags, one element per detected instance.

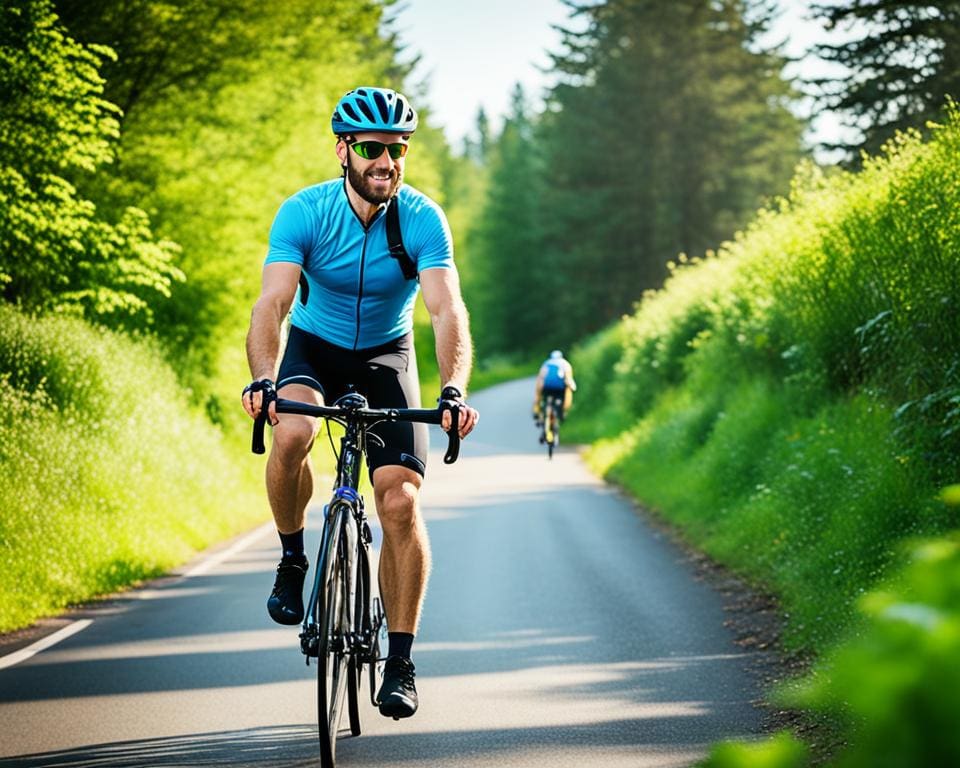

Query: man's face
<box><xmin>338</xmin><ymin>132</ymin><xmax>409</xmax><ymax>204</ymax></box>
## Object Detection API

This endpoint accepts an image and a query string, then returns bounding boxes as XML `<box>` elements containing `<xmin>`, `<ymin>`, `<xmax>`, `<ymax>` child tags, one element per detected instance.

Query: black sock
<box><xmin>279</xmin><ymin>529</ymin><xmax>305</xmax><ymax>562</ymax></box>
<box><xmin>388</xmin><ymin>632</ymin><xmax>414</xmax><ymax>660</ymax></box>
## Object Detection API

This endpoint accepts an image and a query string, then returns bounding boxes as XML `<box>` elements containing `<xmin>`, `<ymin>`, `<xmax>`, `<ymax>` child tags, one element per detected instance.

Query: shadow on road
<box><xmin>1</xmin><ymin>717</ymin><xmax>717</xmax><ymax>767</ymax></box>
<box><xmin>0</xmin><ymin>726</ymin><xmax>318</xmax><ymax>767</ymax></box>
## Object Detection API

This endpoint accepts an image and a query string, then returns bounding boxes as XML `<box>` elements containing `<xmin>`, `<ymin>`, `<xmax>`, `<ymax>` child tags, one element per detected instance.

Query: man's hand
<box><xmin>242</xmin><ymin>378</ymin><xmax>279</xmax><ymax>426</ymax></box>
<box><xmin>439</xmin><ymin>385</ymin><xmax>479</xmax><ymax>438</ymax></box>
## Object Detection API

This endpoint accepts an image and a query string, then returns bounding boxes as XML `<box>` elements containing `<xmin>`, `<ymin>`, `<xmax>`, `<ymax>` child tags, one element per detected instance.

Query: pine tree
<box><xmin>528</xmin><ymin>0</ymin><xmax>804</xmax><ymax>346</ymax></box>
<box><xmin>469</xmin><ymin>85</ymin><xmax>549</xmax><ymax>357</ymax></box>
<box><xmin>810</xmin><ymin>1</ymin><xmax>960</xmax><ymax>157</ymax></box>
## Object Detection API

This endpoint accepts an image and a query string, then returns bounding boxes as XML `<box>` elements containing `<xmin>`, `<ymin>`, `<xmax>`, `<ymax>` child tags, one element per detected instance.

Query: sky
<box><xmin>391</xmin><ymin>0</ymin><xmax>855</xmax><ymax>154</ymax></box>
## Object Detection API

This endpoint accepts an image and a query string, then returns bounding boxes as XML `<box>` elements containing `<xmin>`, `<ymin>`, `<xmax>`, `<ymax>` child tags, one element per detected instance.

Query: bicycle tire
<box><xmin>317</xmin><ymin>503</ymin><xmax>351</xmax><ymax>768</ymax></box>
<box><xmin>346</xmin><ymin>542</ymin><xmax>369</xmax><ymax>737</ymax></box>
<box><xmin>346</xmin><ymin>657</ymin><xmax>361</xmax><ymax>737</ymax></box>
<box><xmin>544</xmin><ymin>400</ymin><xmax>555</xmax><ymax>458</ymax></box>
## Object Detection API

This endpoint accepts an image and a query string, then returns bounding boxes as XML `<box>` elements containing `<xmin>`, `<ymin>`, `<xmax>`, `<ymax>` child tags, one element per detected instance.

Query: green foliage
<box><xmin>701</xmin><ymin>535</ymin><xmax>960</xmax><ymax>767</ymax></box>
<box><xmin>790</xmin><ymin>535</ymin><xmax>960</xmax><ymax>767</ymax></box>
<box><xmin>0</xmin><ymin>303</ymin><xmax>265</xmax><ymax>632</ymax></box>
<box><xmin>562</xmin><ymin>322</ymin><xmax>628</xmax><ymax>439</ymax></box>
<box><xmin>594</xmin><ymin>107</ymin><xmax>960</xmax><ymax>475</ymax></box>
<box><xmin>0</xmin><ymin>0</ymin><xmax>182</xmax><ymax>324</ymax></box>
<box><xmin>702</xmin><ymin>732</ymin><xmax>808</xmax><ymax>768</ymax></box>
<box><xmin>810</xmin><ymin>1</ymin><xmax>960</xmax><ymax>159</ymax></box>
<box><xmin>467</xmin><ymin>84</ymin><xmax>548</xmax><ymax>358</ymax></box>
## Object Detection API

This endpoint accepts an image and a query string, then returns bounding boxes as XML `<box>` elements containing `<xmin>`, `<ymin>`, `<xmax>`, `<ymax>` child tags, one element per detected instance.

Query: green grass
<box><xmin>0</xmin><ymin>304</ymin><xmax>267</xmax><ymax>632</ymax></box>
<box><xmin>567</xmin><ymin>104</ymin><xmax>960</xmax><ymax>764</ymax></box>
<box><xmin>569</xmin><ymin>106</ymin><xmax>960</xmax><ymax>652</ymax></box>
<box><xmin>583</xmin><ymin>375</ymin><xmax>949</xmax><ymax>650</ymax></box>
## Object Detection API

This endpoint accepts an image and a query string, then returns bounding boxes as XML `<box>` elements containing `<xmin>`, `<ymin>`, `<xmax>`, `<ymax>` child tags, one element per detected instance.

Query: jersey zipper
<box><xmin>353</xmin><ymin>230</ymin><xmax>368</xmax><ymax>350</ymax></box>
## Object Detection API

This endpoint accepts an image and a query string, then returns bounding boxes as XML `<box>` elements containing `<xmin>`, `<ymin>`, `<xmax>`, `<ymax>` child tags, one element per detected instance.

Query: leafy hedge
<box><xmin>0</xmin><ymin>304</ymin><xmax>266</xmax><ymax>631</ymax></box>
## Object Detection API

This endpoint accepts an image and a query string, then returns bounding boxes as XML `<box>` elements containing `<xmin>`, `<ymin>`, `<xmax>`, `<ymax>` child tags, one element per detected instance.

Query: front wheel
<box><xmin>544</xmin><ymin>401</ymin><xmax>557</xmax><ymax>459</ymax></box>
<box><xmin>317</xmin><ymin>504</ymin><xmax>352</xmax><ymax>768</ymax></box>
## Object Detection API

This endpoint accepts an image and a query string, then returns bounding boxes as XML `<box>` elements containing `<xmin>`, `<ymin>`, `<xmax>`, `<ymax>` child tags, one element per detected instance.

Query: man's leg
<box><xmin>373</xmin><ymin>464</ymin><xmax>427</xmax><ymax>718</ymax></box>
<box><xmin>264</xmin><ymin>382</ymin><xmax>322</xmax><ymax>625</ymax></box>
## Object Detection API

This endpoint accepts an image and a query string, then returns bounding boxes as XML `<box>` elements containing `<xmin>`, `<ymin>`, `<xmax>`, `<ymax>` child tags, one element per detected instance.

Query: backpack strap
<box><xmin>298</xmin><ymin>196</ymin><xmax>414</xmax><ymax>308</ymax></box>
<box><xmin>386</xmin><ymin>196</ymin><xmax>418</xmax><ymax>281</ymax></box>
<box><xmin>298</xmin><ymin>273</ymin><xmax>309</xmax><ymax>306</ymax></box>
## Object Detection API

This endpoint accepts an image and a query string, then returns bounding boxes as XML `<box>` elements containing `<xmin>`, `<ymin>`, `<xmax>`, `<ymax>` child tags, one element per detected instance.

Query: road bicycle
<box><xmin>252</xmin><ymin>392</ymin><xmax>461</xmax><ymax>768</ymax></box>
<box><xmin>537</xmin><ymin>393</ymin><xmax>562</xmax><ymax>459</ymax></box>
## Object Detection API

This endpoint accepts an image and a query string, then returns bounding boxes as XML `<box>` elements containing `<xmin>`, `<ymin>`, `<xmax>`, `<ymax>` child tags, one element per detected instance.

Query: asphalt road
<box><xmin>0</xmin><ymin>377</ymin><xmax>761</xmax><ymax>767</ymax></box>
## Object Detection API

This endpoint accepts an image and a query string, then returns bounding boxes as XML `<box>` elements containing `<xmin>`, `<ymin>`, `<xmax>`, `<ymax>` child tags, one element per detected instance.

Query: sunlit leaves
<box><xmin>0</xmin><ymin>0</ymin><xmax>182</xmax><ymax>326</ymax></box>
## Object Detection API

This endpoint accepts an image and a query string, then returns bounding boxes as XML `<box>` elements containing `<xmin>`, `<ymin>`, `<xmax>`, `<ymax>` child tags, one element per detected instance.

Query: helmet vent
<box><xmin>373</xmin><ymin>91</ymin><xmax>390</xmax><ymax>122</ymax></box>
<box><xmin>356</xmin><ymin>99</ymin><xmax>376</xmax><ymax>123</ymax></box>
<box><xmin>393</xmin><ymin>100</ymin><xmax>405</xmax><ymax>124</ymax></box>
<box><xmin>340</xmin><ymin>104</ymin><xmax>359</xmax><ymax>122</ymax></box>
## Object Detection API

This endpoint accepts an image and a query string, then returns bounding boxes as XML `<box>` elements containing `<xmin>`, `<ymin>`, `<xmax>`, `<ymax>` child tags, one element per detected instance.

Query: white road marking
<box><xmin>0</xmin><ymin>619</ymin><xmax>93</xmax><ymax>671</ymax></box>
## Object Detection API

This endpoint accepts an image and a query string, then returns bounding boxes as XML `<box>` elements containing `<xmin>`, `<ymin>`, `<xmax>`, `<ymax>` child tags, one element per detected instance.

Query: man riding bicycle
<box><xmin>241</xmin><ymin>86</ymin><xmax>479</xmax><ymax>721</ymax></box>
<box><xmin>533</xmin><ymin>350</ymin><xmax>576</xmax><ymax>425</ymax></box>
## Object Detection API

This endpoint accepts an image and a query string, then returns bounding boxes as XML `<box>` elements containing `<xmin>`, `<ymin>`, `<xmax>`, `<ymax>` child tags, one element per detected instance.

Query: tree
<box><xmin>467</xmin><ymin>84</ymin><xmax>549</xmax><ymax>357</ymax></box>
<box><xmin>0</xmin><ymin>0</ymin><xmax>181</xmax><ymax>324</ymax></box>
<box><xmin>810</xmin><ymin>1</ymin><xmax>960</xmax><ymax>158</ymax></box>
<box><xmin>524</xmin><ymin>0</ymin><xmax>805</xmax><ymax>348</ymax></box>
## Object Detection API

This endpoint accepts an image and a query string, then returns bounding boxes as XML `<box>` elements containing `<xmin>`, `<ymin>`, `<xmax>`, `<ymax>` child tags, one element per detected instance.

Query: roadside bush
<box><xmin>0</xmin><ymin>304</ymin><xmax>266</xmax><ymax>631</ymax></box>
<box><xmin>702</xmin><ymin>531</ymin><xmax>960</xmax><ymax>768</ymax></box>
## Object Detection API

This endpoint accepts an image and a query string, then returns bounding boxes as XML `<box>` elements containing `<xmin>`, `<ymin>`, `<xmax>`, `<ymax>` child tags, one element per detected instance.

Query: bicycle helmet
<box><xmin>332</xmin><ymin>87</ymin><xmax>418</xmax><ymax>136</ymax></box>
<box><xmin>550</xmin><ymin>350</ymin><xmax>563</xmax><ymax>359</ymax></box>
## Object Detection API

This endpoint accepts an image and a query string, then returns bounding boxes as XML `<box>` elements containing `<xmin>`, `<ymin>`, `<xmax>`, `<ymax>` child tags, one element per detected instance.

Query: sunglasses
<box><xmin>349</xmin><ymin>140</ymin><xmax>409</xmax><ymax>160</ymax></box>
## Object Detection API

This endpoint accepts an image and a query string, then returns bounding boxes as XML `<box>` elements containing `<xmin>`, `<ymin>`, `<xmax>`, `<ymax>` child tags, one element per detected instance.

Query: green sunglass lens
<box><xmin>351</xmin><ymin>141</ymin><xmax>407</xmax><ymax>160</ymax></box>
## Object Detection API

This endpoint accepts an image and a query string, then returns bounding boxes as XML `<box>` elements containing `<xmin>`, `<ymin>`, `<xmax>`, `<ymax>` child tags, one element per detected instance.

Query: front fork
<box><xmin>299</xmin><ymin>500</ymin><xmax>375</xmax><ymax>663</ymax></box>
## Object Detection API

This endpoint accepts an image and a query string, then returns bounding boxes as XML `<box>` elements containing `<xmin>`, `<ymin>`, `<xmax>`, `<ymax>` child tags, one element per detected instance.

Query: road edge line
<box><xmin>0</xmin><ymin>619</ymin><xmax>93</xmax><ymax>671</ymax></box>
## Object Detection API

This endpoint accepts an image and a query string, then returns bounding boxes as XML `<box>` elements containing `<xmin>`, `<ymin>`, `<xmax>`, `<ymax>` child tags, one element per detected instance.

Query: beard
<box><xmin>345</xmin><ymin>153</ymin><xmax>402</xmax><ymax>204</ymax></box>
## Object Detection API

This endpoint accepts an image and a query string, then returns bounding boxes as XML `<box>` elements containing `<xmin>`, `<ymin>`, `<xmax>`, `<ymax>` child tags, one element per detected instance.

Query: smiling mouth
<box><xmin>368</xmin><ymin>171</ymin><xmax>394</xmax><ymax>182</ymax></box>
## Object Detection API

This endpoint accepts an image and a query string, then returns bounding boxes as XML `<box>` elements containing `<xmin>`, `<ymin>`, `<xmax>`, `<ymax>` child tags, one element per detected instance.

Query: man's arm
<box><xmin>420</xmin><ymin>267</ymin><xmax>472</xmax><ymax>394</ymax></box>
<box><xmin>242</xmin><ymin>262</ymin><xmax>301</xmax><ymax>422</ymax></box>
<box><xmin>420</xmin><ymin>266</ymin><xmax>478</xmax><ymax>437</ymax></box>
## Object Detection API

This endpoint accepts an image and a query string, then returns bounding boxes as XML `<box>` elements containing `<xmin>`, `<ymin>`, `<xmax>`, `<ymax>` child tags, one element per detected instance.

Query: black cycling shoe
<box><xmin>267</xmin><ymin>557</ymin><xmax>308</xmax><ymax>625</ymax></box>
<box><xmin>377</xmin><ymin>656</ymin><xmax>418</xmax><ymax>720</ymax></box>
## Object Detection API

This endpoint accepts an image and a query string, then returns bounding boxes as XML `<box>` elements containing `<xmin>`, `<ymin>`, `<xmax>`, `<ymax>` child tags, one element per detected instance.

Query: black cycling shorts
<box><xmin>277</xmin><ymin>325</ymin><xmax>428</xmax><ymax>479</ymax></box>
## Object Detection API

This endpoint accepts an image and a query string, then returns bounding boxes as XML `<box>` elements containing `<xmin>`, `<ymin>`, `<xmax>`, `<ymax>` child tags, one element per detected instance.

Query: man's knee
<box><xmin>375</xmin><ymin>473</ymin><xmax>421</xmax><ymax>530</ymax></box>
<box><xmin>270</xmin><ymin>415</ymin><xmax>316</xmax><ymax>465</ymax></box>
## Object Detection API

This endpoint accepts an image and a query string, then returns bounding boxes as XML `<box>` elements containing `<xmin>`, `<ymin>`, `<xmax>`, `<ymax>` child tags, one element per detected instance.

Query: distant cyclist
<box><xmin>241</xmin><ymin>86</ymin><xmax>479</xmax><ymax>721</ymax></box>
<box><xmin>534</xmin><ymin>350</ymin><xmax>576</xmax><ymax>424</ymax></box>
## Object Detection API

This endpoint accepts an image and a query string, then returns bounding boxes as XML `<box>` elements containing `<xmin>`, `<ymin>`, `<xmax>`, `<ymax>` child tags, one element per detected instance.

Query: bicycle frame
<box><xmin>539</xmin><ymin>393</ymin><xmax>562</xmax><ymax>458</ymax></box>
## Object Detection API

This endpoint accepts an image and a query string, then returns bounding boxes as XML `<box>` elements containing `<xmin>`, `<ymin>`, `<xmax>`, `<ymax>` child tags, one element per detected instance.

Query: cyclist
<box><xmin>241</xmin><ymin>86</ymin><xmax>479</xmax><ymax>721</ymax></box>
<box><xmin>533</xmin><ymin>349</ymin><xmax>576</xmax><ymax>426</ymax></box>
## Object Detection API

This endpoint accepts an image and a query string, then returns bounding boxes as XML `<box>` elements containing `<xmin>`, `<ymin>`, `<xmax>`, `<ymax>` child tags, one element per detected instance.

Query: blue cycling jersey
<box><xmin>265</xmin><ymin>179</ymin><xmax>454</xmax><ymax>349</ymax></box>
<box><xmin>542</xmin><ymin>360</ymin><xmax>567</xmax><ymax>390</ymax></box>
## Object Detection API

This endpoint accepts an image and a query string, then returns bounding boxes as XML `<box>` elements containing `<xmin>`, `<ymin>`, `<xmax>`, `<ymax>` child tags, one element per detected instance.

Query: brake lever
<box><xmin>442</xmin><ymin>403</ymin><xmax>461</xmax><ymax>464</ymax></box>
<box><xmin>252</xmin><ymin>409</ymin><xmax>267</xmax><ymax>455</ymax></box>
